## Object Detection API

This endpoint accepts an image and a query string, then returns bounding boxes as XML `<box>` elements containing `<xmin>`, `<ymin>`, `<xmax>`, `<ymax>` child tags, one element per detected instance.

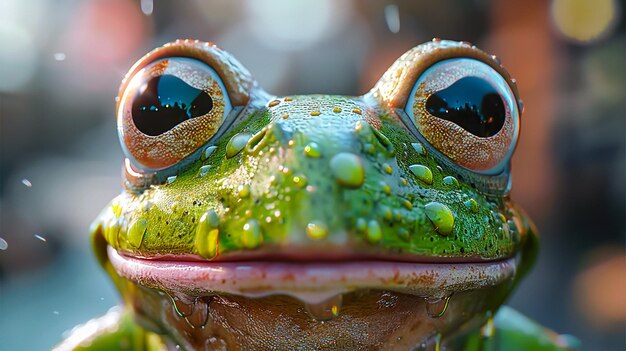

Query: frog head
<box><xmin>91</xmin><ymin>39</ymin><xmax>538</xmax><ymax>350</ymax></box>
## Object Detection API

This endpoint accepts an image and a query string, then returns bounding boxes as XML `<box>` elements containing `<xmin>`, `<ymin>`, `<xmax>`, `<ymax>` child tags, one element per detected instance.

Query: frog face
<box><xmin>92</xmin><ymin>39</ymin><xmax>537</xmax><ymax>350</ymax></box>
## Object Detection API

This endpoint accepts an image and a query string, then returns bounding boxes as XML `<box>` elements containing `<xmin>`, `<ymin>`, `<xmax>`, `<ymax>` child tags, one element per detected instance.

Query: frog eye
<box><xmin>118</xmin><ymin>57</ymin><xmax>232</xmax><ymax>170</ymax></box>
<box><xmin>405</xmin><ymin>58</ymin><xmax>519</xmax><ymax>174</ymax></box>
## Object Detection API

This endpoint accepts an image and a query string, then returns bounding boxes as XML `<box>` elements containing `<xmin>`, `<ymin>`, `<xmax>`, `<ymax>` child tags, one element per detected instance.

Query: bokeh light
<box><xmin>551</xmin><ymin>0</ymin><xmax>620</xmax><ymax>43</ymax></box>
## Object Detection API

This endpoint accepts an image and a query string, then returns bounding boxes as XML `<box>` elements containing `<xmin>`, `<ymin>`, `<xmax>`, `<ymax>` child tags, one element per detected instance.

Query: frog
<box><xmin>54</xmin><ymin>39</ymin><xmax>579</xmax><ymax>351</ymax></box>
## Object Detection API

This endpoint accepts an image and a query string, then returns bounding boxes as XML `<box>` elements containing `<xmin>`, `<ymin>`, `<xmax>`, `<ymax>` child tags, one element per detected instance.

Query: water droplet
<box><xmin>199</xmin><ymin>165</ymin><xmax>211</xmax><ymax>177</ymax></box>
<box><xmin>34</xmin><ymin>234</ymin><xmax>46</xmax><ymax>242</ymax></box>
<box><xmin>397</xmin><ymin>228</ymin><xmax>410</xmax><ymax>241</ymax></box>
<box><xmin>409</xmin><ymin>164</ymin><xmax>433</xmax><ymax>185</ymax></box>
<box><xmin>225</xmin><ymin>133</ymin><xmax>251</xmax><ymax>159</ymax></box>
<box><xmin>379</xmin><ymin>205</ymin><xmax>393</xmax><ymax>221</ymax></box>
<box><xmin>480</xmin><ymin>316</ymin><xmax>495</xmax><ymax>337</ymax></box>
<box><xmin>167</xmin><ymin>176</ymin><xmax>177</xmax><ymax>184</ymax></box>
<box><xmin>205</xmin><ymin>336</ymin><xmax>228</xmax><ymax>351</ymax></box>
<box><xmin>268</xmin><ymin>99</ymin><xmax>280</xmax><ymax>107</ymax></box>
<box><xmin>425</xmin><ymin>296</ymin><xmax>451</xmax><ymax>318</ymax></box>
<box><xmin>424</xmin><ymin>202</ymin><xmax>455</xmax><ymax>236</ymax></box>
<box><xmin>242</xmin><ymin>220</ymin><xmax>262</xmax><ymax>248</ymax></box>
<box><xmin>202</xmin><ymin>146</ymin><xmax>217</xmax><ymax>160</ymax></box>
<box><xmin>303</xmin><ymin>142</ymin><xmax>321</xmax><ymax>158</ymax></box>
<box><xmin>237</xmin><ymin>184</ymin><xmax>251</xmax><ymax>198</ymax></box>
<box><xmin>196</xmin><ymin>209</ymin><xmax>220</xmax><ymax>259</ymax></box>
<box><xmin>384</xmin><ymin>4</ymin><xmax>400</xmax><ymax>33</ymax></box>
<box><xmin>128</xmin><ymin>218</ymin><xmax>147</xmax><ymax>248</ymax></box>
<box><xmin>383</xmin><ymin>163</ymin><xmax>393</xmax><ymax>174</ymax></box>
<box><xmin>442</xmin><ymin>176</ymin><xmax>459</xmax><ymax>188</ymax></box>
<box><xmin>366</xmin><ymin>220</ymin><xmax>382</xmax><ymax>243</ymax></box>
<box><xmin>53</xmin><ymin>53</ymin><xmax>66</xmax><ymax>61</ymax></box>
<box><xmin>140</xmin><ymin>0</ymin><xmax>153</xmax><ymax>15</ymax></box>
<box><xmin>21</xmin><ymin>179</ymin><xmax>32</xmax><ymax>187</ymax></box>
<box><xmin>292</xmin><ymin>175</ymin><xmax>307</xmax><ymax>188</ymax></box>
<box><xmin>380</xmin><ymin>181</ymin><xmax>391</xmax><ymax>195</ymax></box>
<box><xmin>330</xmin><ymin>153</ymin><xmax>365</xmax><ymax>188</ymax></box>
<box><xmin>464</xmin><ymin>199</ymin><xmax>479</xmax><ymax>213</ymax></box>
<box><xmin>356</xmin><ymin>217</ymin><xmax>367</xmax><ymax>232</ymax></box>
<box><xmin>305</xmin><ymin>295</ymin><xmax>342</xmax><ymax>321</ymax></box>
<box><xmin>306</xmin><ymin>221</ymin><xmax>329</xmax><ymax>240</ymax></box>
<box><xmin>170</xmin><ymin>294</ymin><xmax>194</xmax><ymax>317</ymax></box>
<box><xmin>0</xmin><ymin>238</ymin><xmax>7</xmax><ymax>250</ymax></box>
<box><xmin>411</xmin><ymin>142</ymin><xmax>426</xmax><ymax>155</ymax></box>
<box><xmin>185</xmin><ymin>298</ymin><xmax>210</xmax><ymax>328</ymax></box>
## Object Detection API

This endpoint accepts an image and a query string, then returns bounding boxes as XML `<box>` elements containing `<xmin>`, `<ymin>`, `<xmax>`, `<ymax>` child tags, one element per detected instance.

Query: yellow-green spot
<box><xmin>400</xmin><ymin>177</ymin><xmax>408</xmax><ymax>186</ymax></box>
<box><xmin>238</xmin><ymin>184</ymin><xmax>251</xmax><ymax>198</ymax></box>
<box><xmin>424</xmin><ymin>202</ymin><xmax>455</xmax><ymax>236</ymax></box>
<box><xmin>397</xmin><ymin>227</ymin><xmax>410</xmax><ymax>242</ymax></box>
<box><xmin>306</xmin><ymin>221</ymin><xmax>329</xmax><ymax>240</ymax></box>
<box><xmin>292</xmin><ymin>175</ymin><xmax>307</xmax><ymax>188</ymax></box>
<box><xmin>380</xmin><ymin>181</ymin><xmax>391</xmax><ymax>195</ymax></box>
<box><xmin>304</xmin><ymin>142</ymin><xmax>321</xmax><ymax>158</ymax></box>
<box><xmin>196</xmin><ymin>210</ymin><xmax>220</xmax><ymax>259</ymax></box>
<box><xmin>409</xmin><ymin>164</ymin><xmax>433</xmax><ymax>185</ymax></box>
<box><xmin>379</xmin><ymin>205</ymin><xmax>393</xmax><ymax>221</ymax></box>
<box><xmin>411</xmin><ymin>142</ymin><xmax>426</xmax><ymax>155</ymax></box>
<box><xmin>464</xmin><ymin>199</ymin><xmax>479</xmax><ymax>213</ymax></box>
<box><xmin>356</xmin><ymin>217</ymin><xmax>367</xmax><ymax>232</ymax></box>
<box><xmin>166</xmin><ymin>176</ymin><xmax>177</xmax><ymax>184</ymax></box>
<box><xmin>366</xmin><ymin>220</ymin><xmax>382</xmax><ymax>243</ymax></box>
<box><xmin>310</xmin><ymin>111</ymin><xmax>321</xmax><ymax>116</ymax></box>
<box><xmin>226</xmin><ymin>133</ymin><xmax>251</xmax><ymax>159</ymax></box>
<box><xmin>242</xmin><ymin>219</ymin><xmax>262</xmax><ymax>249</ymax></box>
<box><xmin>333</xmin><ymin>107</ymin><xmax>342</xmax><ymax>113</ymax></box>
<box><xmin>329</xmin><ymin>152</ymin><xmax>365</xmax><ymax>188</ymax></box>
<box><xmin>403</xmin><ymin>200</ymin><xmax>413</xmax><ymax>209</ymax></box>
<box><xmin>105</xmin><ymin>220</ymin><xmax>121</xmax><ymax>248</ymax></box>
<box><xmin>383</xmin><ymin>163</ymin><xmax>393</xmax><ymax>174</ymax></box>
<box><xmin>128</xmin><ymin>218</ymin><xmax>147</xmax><ymax>248</ymax></box>
<box><xmin>442</xmin><ymin>176</ymin><xmax>459</xmax><ymax>188</ymax></box>
<box><xmin>201</xmin><ymin>146</ymin><xmax>217</xmax><ymax>160</ymax></box>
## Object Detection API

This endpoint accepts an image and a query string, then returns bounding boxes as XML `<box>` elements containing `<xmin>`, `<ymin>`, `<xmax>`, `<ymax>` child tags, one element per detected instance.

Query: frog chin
<box><xmin>108</xmin><ymin>245</ymin><xmax>520</xmax><ymax>350</ymax></box>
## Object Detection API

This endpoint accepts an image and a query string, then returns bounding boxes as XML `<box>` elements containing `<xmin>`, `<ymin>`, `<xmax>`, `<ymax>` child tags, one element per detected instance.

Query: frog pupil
<box><xmin>425</xmin><ymin>76</ymin><xmax>505</xmax><ymax>137</ymax></box>
<box><xmin>132</xmin><ymin>74</ymin><xmax>213</xmax><ymax>136</ymax></box>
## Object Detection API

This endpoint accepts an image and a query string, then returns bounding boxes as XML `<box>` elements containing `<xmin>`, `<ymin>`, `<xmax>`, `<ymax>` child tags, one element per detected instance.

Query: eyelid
<box><xmin>371</xmin><ymin>40</ymin><xmax>522</xmax><ymax>113</ymax></box>
<box><xmin>117</xmin><ymin>40</ymin><xmax>255</xmax><ymax>112</ymax></box>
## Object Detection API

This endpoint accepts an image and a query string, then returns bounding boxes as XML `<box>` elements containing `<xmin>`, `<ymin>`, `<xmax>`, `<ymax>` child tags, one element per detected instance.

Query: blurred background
<box><xmin>0</xmin><ymin>0</ymin><xmax>624</xmax><ymax>349</ymax></box>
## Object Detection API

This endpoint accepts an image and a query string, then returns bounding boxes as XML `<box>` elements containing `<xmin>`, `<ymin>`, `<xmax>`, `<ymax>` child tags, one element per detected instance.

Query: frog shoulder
<box><xmin>52</xmin><ymin>306</ymin><xmax>167</xmax><ymax>351</ymax></box>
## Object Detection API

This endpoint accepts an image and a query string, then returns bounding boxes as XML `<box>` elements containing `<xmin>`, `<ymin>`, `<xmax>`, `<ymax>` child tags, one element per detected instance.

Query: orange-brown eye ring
<box><xmin>406</xmin><ymin>58</ymin><xmax>519</xmax><ymax>174</ymax></box>
<box><xmin>118</xmin><ymin>57</ymin><xmax>232</xmax><ymax>170</ymax></box>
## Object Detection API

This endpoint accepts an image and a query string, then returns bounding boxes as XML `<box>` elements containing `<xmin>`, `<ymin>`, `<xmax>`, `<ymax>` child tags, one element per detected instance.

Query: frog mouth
<box><xmin>107</xmin><ymin>246</ymin><xmax>517</xmax><ymax>304</ymax></box>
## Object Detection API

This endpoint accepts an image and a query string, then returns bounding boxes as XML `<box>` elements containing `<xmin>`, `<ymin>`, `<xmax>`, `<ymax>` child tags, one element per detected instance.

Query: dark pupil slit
<box><xmin>425</xmin><ymin>76</ymin><xmax>505</xmax><ymax>137</ymax></box>
<box><xmin>132</xmin><ymin>74</ymin><xmax>213</xmax><ymax>136</ymax></box>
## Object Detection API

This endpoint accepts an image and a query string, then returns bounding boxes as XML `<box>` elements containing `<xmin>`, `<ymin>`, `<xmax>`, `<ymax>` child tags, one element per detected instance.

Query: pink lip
<box><xmin>108</xmin><ymin>246</ymin><xmax>517</xmax><ymax>304</ymax></box>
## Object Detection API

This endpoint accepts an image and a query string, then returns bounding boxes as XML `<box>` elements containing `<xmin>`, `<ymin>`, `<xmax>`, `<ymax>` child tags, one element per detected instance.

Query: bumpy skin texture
<box><xmin>55</xmin><ymin>40</ymin><xmax>577</xmax><ymax>351</ymax></box>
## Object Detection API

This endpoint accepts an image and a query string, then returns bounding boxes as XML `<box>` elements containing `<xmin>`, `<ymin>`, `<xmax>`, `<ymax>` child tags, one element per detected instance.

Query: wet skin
<box><xmin>56</xmin><ymin>40</ymin><xmax>577</xmax><ymax>350</ymax></box>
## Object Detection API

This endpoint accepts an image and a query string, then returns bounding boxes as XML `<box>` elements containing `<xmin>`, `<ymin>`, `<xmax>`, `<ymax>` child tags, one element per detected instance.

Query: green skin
<box><xmin>55</xmin><ymin>41</ymin><xmax>577</xmax><ymax>351</ymax></box>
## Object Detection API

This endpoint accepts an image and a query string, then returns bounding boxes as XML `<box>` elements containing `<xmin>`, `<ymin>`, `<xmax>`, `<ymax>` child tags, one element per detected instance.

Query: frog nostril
<box><xmin>246</xmin><ymin>128</ymin><xmax>267</xmax><ymax>152</ymax></box>
<box><xmin>371</xmin><ymin>128</ymin><xmax>395</xmax><ymax>156</ymax></box>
